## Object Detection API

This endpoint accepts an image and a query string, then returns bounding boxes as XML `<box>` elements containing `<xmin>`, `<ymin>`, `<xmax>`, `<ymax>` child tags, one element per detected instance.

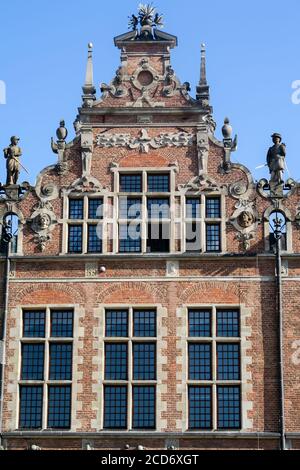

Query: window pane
<box><xmin>147</xmin><ymin>174</ymin><xmax>169</xmax><ymax>192</ymax></box>
<box><xmin>147</xmin><ymin>222</ymin><xmax>170</xmax><ymax>253</ymax></box>
<box><xmin>105</xmin><ymin>343</ymin><xmax>128</xmax><ymax>380</ymax></box>
<box><xmin>132</xmin><ymin>386</ymin><xmax>155</xmax><ymax>429</ymax></box>
<box><xmin>147</xmin><ymin>198</ymin><xmax>170</xmax><ymax>219</ymax></box>
<box><xmin>188</xmin><ymin>310</ymin><xmax>211</xmax><ymax>337</ymax></box>
<box><xmin>188</xmin><ymin>343</ymin><xmax>212</xmax><ymax>380</ymax></box>
<box><xmin>133</xmin><ymin>343</ymin><xmax>156</xmax><ymax>380</ymax></box>
<box><xmin>88</xmin><ymin>224</ymin><xmax>102</xmax><ymax>253</ymax></box>
<box><xmin>206</xmin><ymin>223</ymin><xmax>221</xmax><ymax>252</ymax></box>
<box><xmin>19</xmin><ymin>386</ymin><xmax>43</xmax><ymax>429</ymax></box>
<box><xmin>21</xmin><ymin>343</ymin><xmax>44</xmax><ymax>380</ymax></box>
<box><xmin>105</xmin><ymin>310</ymin><xmax>128</xmax><ymax>337</ymax></box>
<box><xmin>119</xmin><ymin>197</ymin><xmax>141</xmax><ymax>219</ymax></box>
<box><xmin>217</xmin><ymin>310</ymin><xmax>239</xmax><ymax>337</ymax></box>
<box><xmin>88</xmin><ymin>199</ymin><xmax>103</xmax><ymax>219</ymax></box>
<box><xmin>48</xmin><ymin>386</ymin><xmax>71</xmax><ymax>429</ymax></box>
<box><xmin>119</xmin><ymin>224</ymin><xmax>141</xmax><ymax>252</ymax></box>
<box><xmin>23</xmin><ymin>311</ymin><xmax>45</xmax><ymax>338</ymax></box>
<box><xmin>120</xmin><ymin>174</ymin><xmax>142</xmax><ymax>192</ymax></box>
<box><xmin>186</xmin><ymin>198</ymin><xmax>201</xmax><ymax>218</ymax></box>
<box><xmin>186</xmin><ymin>221</ymin><xmax>201</xmax><ymax>252</ymax></box>
<box><xmin>103</xmin><ymin>386</ymin><xmax>127</xmax><ymax>429</ymax></box>
<box><xmin>217</xmin><ymin>344</ymin><xmax>240</xmax><ymax>380</ymax></box>
<box><xmin>206</xmin><ymin>197</ymin><xmax>221</xmax><ymax>218</ymax></box>
<box><xmin>133</xmin><ymin>310</ymin><xmax>156</xmax><ymax>337</ymax></box>
<box><xmin>68</xmin><ymin>225</ymin><xmax>82</xmax><ymax>253</ymax></box>
<box><xmin>217</xmin><ymin>386</ymin><xmax>241</xmax><ymax>429</ymax></box>
<box><xmin>189</xmin><ymin>386</ymin><xmax>212</xmax><ymax>430</ymax></box>
<box><xmin>49</xmin><ymin>343</ymin><xmax>73</xmax><ymax>381</ymax></box>
<box><xmin>69</xmin><ymin>199</ymin><xmax>83</xmax><ymax>219</ymax></box>
<box><xmin>51</xmin><ymin>311</ymin><xmax>73</xmax><ymax>337</ymax></box>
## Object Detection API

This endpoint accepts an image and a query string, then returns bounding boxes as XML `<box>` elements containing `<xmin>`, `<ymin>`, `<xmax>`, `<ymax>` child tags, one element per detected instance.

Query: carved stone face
<box><xmin>238</xmin><ymin>211</ymin><xmax>255</xmax><ymax>228</ymax></box>
<box><xmin>37</xmin><ymin>213</ymin><xmax>51</xmax><ymax>230</ymax></box>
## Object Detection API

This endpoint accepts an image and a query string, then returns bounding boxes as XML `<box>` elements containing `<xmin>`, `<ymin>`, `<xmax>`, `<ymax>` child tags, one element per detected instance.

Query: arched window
<box><xmin>269</xmin><ymin>210</ymin><xmax>287</xmax><ymax>252</ymax></box>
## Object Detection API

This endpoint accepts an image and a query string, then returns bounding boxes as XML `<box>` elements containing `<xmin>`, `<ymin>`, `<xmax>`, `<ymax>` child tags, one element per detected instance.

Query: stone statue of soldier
<box><xmin>3</xmin><ymin>136</ymin><xmax>22</xmax><ymax>185</ymax></box>
<box><xmin>266</xmin><ymin>133</ymin><xmax>286</xmax><ymax>185</ymax></box>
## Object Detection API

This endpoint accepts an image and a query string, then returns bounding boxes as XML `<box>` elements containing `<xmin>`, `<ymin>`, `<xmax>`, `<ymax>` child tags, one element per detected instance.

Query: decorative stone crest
<box><xmin>178</xmin><ymin>174</ymin><xmax>221</xmax><ymax>193</ymax></box>
<box><xmin>229</xmin><ymin>199</ymin><xmax>258</xmax><ymax>251</ymax></box>
<box><xmin>30</xmin><ymin>200</ymin><xmax>57</xmax><ymax>252</ymax></box>
<box><xmin>67</xmin><ymin>175</ymin><xmax>107</xmax><ymax>194</ymax></box>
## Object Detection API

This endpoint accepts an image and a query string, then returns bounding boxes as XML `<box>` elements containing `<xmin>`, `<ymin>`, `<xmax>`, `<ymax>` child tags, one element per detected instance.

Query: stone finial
<box><xmin>56</xmin><ymin>120</ymin><xmax>68</xmax><ymax>142</ymax></box>
<box><xmin>222</xmin><ymin>117</ymin><xmax>232</xmax><ymax>139</ymax></box>
<box><xmin>82</xmin><ymin>42</ymin><xmax>96</xmax><ymax>107</ymax></box>
<box><xmin>196</xmin><ymin>43</ymin><xmax>210</xmax><ymax>109</ymax></box>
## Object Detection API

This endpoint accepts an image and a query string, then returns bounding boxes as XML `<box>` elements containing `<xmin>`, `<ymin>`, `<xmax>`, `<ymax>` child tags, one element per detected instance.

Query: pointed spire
<box><xmin>82</xmin><ymin>43</ymin><xmax>96</xmax><ymax>107</ymax></box>
<box><xmin>199</xmin><ymin>43</ymin><xmax>207</xmax><ymax>86</ymax></box>
<box><xmin>196</xmin><ymin>43</ymin><xmax>210</xmax><ymax>108</ymax></box>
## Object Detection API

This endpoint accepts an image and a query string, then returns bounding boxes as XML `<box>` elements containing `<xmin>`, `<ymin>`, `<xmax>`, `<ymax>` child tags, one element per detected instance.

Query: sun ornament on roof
<box><xmin>128</xmin><ymin>4</ymin><xmax>164</xmax><ymax>40</ymax></box>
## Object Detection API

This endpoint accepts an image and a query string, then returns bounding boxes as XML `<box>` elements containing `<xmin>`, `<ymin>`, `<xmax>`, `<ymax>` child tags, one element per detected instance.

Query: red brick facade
<box><xmin>0</xmin><ymin>19</ymin><xmax>300</xmax><ymax>451</ymax></box>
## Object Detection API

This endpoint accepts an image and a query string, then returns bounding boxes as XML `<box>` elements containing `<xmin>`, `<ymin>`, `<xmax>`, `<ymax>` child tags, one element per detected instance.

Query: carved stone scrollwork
<box><xmin>95</xmin><ymin>129</ymin><xmax>194</xmax><ymax>154</ymax></box>
<box><xmin>229</xmin><ymin>179</ymin><xmax>248</xmax><ymax>199</ymax></box>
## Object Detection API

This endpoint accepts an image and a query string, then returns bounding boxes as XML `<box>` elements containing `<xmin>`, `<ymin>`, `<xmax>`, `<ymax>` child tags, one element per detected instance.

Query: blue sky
<box><xmin>0</xmin><ymin>0</ymin><xmax>300</xmax><ymax>184</ymax></box>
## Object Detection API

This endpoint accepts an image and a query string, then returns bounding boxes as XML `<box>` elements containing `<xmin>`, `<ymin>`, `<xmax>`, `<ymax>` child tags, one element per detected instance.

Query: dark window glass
<box><xmin>217</xmin><ymin>386</ymin><xmax>241</xmax><ymax>429</ymax></box>
<box><xmin>133</xmin><ymin>310</ymin><xmax>156</xmax><ymax>337</ymax></box>
<box><xmin>119</xmin><ymin>224</ymin><xmax>141</xmax><ymax>252</ymax></box>
<box><xmin>49</xmin><ymin>343</ymin><xmax>73</xmax><ymax>381</ymax></box>
<box><xmin>19</xmin><ymin>386</ymin><xmax>43</xmax><ymax>429</ymax></box>
<box><xmin>147</xmin><ymin>174</ymin><xmax>169</xmax><ymax>192</ymax></box>
<box><xmin>105</xmin><ymin>310</ymin><xmax>128</xmax><ymax>337</ymax></box>
<box><xmin>147</xmin><ymin>198</ymin><xmax>170</xmax><ymax>219</ymax></box>
<box><xmin>188</xmin><ymin>310</ymin><xmax>211</xmax><ymax>337</ymax></box>
<box><xmin>51</xmin><ymin>311</ymin><xmax>73</xmax><ymax>338</ymax></box>
<box><xmin>120</xmin><ymin>174</ymin><xmax>142</xmax><ymax>193</ymax></box>
<box><xmin>132</xmin><ymin>386</ymin><xmax>155</xmax><ymax>429</ymax></box>
<box><xmin>189</xmin><ymin>386</ymin><xmax>212</xmax><ymax>430</ymax></box>
<box><xmin>217</xmin><ymin>310</ymin><xmax>239</xmax><ymax>337</ymax></box>
<box><xmin>87</xmin><ymin>224</ymin><xmax>102</xmax><ymax>253</ymax></box>
<box><xmin>21</xmin><ymin>343</ymin><xmax>44</xmax><ymax>380</ymax></box>
<box><xmin>206</xmin><ymin>197</ymin><xmax>221</xmax><ymax>218</ymax></box>
<box><xmin>186</xmin><ymin>221</ymin><xmax>201</xmax><ymax>252</ymax></box>
<box><xmin>188</xmin><ymin>343</ymin><xmax>212</xmax><ymax>380</ymax></box>
<box><xmin>68</xmin><ymin>225</ymin><xmax>82</xmax><ymax>253</ymax></box>
<box><xmin>105</xmin><ymin>343</ymin><xmax>128</xmax><ymax>380</ymax></box>
<box><xmin>48</xmin><ymin>386</ymin><xmax>71</xmax><ymax>429</ymax></box>
<box><xmin>206</xmin><ymin>223</ymin><xmax>221</xmax><ymax>252</ymax></box>
<box><xmin>217</xmin><ymin>343</ymin><xmax>240</xmax><ymax>380</ymax></box>
<box><xmin>69</xmin><ymin>199</ymin><xmax>83</xmax><ymax>219</ymax></box>
<box><xmin>133</xmin><ymin>343</ymin><xmax>156</xmax><ymax>380</ymax></box>
<box><xmin>119</xmin><ymin>197</ymin><xmax>142</xmax><ymax>219</ymax></box>
<box><xmin>103</xmin><ymin>385</ymin><xmax>127</xmax><ymax>429</ymax></box>
<box><xmin>147</xmin><ymin>222</ymin><xmax>170</xmax><ymax>253</ymax></box>
<box><xmin>269</xmin><ymin>232</ymin><xmax>287</xmax><ymax>252</ymax></box>
<box><xmin>23</xmin><ymin>311</ymin><xmax>45</xmax><ymax>338</ymax></box>
<box><xmin>186</xmin><ymin>198</ymin><xmax>201</xmax><ymax>218</ymax></box>
<box><xmin>88</xmin><ymin>198</ymin><xmax>103</xmax><ymax>219</ymax></box>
